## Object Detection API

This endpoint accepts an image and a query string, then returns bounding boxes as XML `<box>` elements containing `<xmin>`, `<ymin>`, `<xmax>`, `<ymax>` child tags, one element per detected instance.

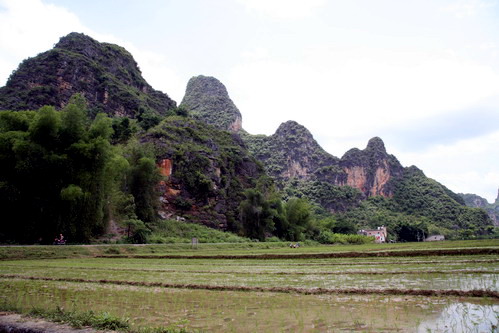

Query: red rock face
<box><xmin>370</xmin><ymin>160</ymin><xmax>392</xmax><ymax>196</ymax></box>
<box><xmin>343</xmin><ymin>160</ymin><xmax>393</xmax><ymax>197</ymax></box>
<box><xmin>158</xmin><ymin>159</ymin><xmax>173</xmax><ymax>177</ymax></box>
<box><xmin>344</xmin><ymin>166</ymin><xmax>367</xmax><ymax>193</ymax></box>
<box><xmin>282</xmin><ymin>159</ymin><xmax>310</xmax><ymax>179</ymax></box>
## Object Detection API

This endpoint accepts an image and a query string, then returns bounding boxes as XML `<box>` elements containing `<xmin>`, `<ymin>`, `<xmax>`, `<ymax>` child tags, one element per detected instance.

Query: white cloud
<box><xmin>395</xmin><ymin>130</ymin><xmax>499</xmax><ymax>202</ymax></box>
<box><xmin>442</xmin><ymin>0</ymin><xmax>496</xmax><ymax>18</ymax></box>
<box><xmin>236</xmin><ymin>0</ymin><xmax>326</xmax><ymax>19</ymax></box>
<box><xmin>230</xmin><ymin>46</ymin><xmax>499</xmax><ymax>139</ymax></box>
<box><xmin>241</xmin><ymin>47</ymin><xmax>269</xmax><ymax>61</ymax></box>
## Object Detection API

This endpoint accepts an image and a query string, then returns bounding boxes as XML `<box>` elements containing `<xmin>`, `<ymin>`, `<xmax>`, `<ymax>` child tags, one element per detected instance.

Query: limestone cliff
<box><xmin>246</xmin><ymin>120</ymin><xmax>341</xmax><ymax>184</ymax></box>
<box><xmin>0</xmin><ymin>32</ymin><xmax>176</xmax><ymax>118</ymax></box>
<box><xmin>246</xmin><ymin>126</ymin><xmax>403</xmax><ymax>200</ymax></box>
<box><xmin>180</xmin><ymin>75</ymin><xmax>242</xmax><ymax>132</ymax></box>
<box><xmin>340</xmin><ymin>137</ymin><xmax>404</xmax><ymax>197</ymax></box>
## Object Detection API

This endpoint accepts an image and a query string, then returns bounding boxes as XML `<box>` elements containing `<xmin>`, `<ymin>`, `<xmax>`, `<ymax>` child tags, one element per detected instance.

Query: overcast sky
<box><xmin>1</xmin><ymin>0</ymin><xmax>498</xmax><ymax>202</ymax></box>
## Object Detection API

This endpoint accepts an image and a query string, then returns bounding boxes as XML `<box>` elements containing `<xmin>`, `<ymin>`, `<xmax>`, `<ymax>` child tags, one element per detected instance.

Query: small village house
<box><xmin>425</xmin><ymin>235</ymin><xmax>445</xmax><ymax>241</ymax></box>
<box><xmin>358</xmin><ymin>226</ymin><xmax>387</xmax><ymax>243</ymax></box>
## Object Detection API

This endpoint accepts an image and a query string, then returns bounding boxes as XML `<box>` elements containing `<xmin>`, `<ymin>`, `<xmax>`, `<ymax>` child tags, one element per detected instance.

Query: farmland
<box><xmin>0</xmin><ymin>240</ymin><xmax>498</xmax><ymax>332</ymax></box>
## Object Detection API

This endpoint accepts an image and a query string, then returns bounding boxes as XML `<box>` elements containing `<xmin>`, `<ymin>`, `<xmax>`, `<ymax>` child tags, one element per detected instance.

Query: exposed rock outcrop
<box><xmin>0</xmin><ymin>32</ymin><xmax>176</xmax><ymax>117</ymax></box>
<box><xmin>340</xmin><ymin>137</ymin><xmax>404</xmax><ymax>197</ymax></box>
<box><xmin>246</xmin><ymin>126</ymin><xmax>402</xmax><ymax>199</ymax></box>
<box><xmin>251</xmin><ymin>120</ymin><xmax>341</xmax><ymax>183</ymax></box>
<box><xmin>180</xmin><ymin>75</ymin><xmax>242</xmax><ymax>132</ymax></box>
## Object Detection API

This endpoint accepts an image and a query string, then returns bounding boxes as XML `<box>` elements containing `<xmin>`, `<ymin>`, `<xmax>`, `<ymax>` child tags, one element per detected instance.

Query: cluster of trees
<box><xmin>238</xmin><ymin>180</ymin><xmax>371</xmax><ymax>243</ymax></box>
<box><xmin>0</xmin><ymin>95</ymin><xmax>159</xmax><ymax>243</ymax></box>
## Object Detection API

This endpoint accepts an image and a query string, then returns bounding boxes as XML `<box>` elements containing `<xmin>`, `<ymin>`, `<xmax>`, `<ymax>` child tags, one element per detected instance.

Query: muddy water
<box><xmin>1</xmin><ymin>279</ymin><xmax>497</xmax><ymax>332</ymax></box>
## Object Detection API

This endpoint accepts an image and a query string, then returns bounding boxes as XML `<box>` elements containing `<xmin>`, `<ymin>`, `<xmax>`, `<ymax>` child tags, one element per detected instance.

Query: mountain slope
<box><xmin>142</xmin><ymin>116</ymin><xmax>266</xmax><ymax>231</ymax></box>
<box><xmin>339</xmin><ymin>137</ymin><xmax>404</xmax><ymax>197</ymax></box>
<box><xmin>0</xmin><ymin>32</ymin><xmax>176</xmax><ymax>119</ymax></box>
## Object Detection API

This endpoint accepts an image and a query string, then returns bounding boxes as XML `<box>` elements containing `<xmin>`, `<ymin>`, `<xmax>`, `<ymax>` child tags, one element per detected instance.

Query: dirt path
<box><xmin>0</xmin><ymin>312</ymin><xmax>111</xmax><ymax>333</ymax></box>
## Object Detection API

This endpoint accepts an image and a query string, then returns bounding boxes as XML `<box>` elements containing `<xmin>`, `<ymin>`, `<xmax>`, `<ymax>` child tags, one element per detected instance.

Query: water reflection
<box><xmin>417</xmin><ymin>302</ymin><xmax>498</xmax><ymax>333</ymax></box>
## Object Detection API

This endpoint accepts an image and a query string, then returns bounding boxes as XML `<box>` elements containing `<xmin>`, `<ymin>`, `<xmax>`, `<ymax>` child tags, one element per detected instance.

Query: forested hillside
<box><xmin>0</xmin><ymin>33</ymin><xmax>176</xmax><ymax>125</ymax></box>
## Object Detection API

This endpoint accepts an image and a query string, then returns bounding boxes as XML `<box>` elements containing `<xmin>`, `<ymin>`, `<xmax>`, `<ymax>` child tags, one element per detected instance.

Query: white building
<box><xmin>358</xmin><ymin>226</ymin><xmax>387</xmax><ymax>243</ymax></box>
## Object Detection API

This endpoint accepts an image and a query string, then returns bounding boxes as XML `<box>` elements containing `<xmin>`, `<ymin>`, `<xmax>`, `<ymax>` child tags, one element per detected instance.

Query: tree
<box><xmin>0</xmin><ymin>95</ymin><xmax>117</xmax><ymax>243</ymax></box>
<box><xmin>129</xmin><ymin>157</ymin><xmax>161</xmax><ymax>222</ymax></box>
<box><xmin>239</xmin><ymin>189</ymin><xmax>274</xmax><ymax>241</ymax></box>
<box><xmin>284</xmin><ymin>197</ymin><xmax>313</xmax><ymax>241</ymax></box>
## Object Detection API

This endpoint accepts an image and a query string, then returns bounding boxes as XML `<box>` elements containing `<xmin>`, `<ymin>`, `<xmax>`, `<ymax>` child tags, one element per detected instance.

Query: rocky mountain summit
<box><xmin>244</xmin><ymin>122</ymin><xmax>402</xmax><ymax>200</ymax></box>
<box><xmin>340</xmin><ymin>137</ymin><xmax>404</xmax><ymax>197</ymax></box>
<box><xmin>245</xmin><ymin>120</ymin><xmax>340</xmax><ymax>183</ymax></box>
<box><xmin>0</xmin><ymin>32</ymin><xmax>176</xmax><ymax>118</ymax></box>
<box><xmin>460</xmin><ymin>190</ymin><xmax>499</xmax><ymax>226</ymax></box>
<box><xmin>180</xmin><ymin>75</ymin><xmax>242</xmax><ymax>132</ymax></box>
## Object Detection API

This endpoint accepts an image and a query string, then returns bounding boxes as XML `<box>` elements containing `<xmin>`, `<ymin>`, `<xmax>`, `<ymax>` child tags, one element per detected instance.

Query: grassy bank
<box><xmin>1</xmin><ymin>239</ymin><xmax>498</xmax><ymax>261</ymax></box>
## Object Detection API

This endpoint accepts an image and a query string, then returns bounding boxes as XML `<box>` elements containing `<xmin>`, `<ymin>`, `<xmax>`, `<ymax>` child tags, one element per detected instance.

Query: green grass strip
<box><xmin>95</xmin><ymin>247</ymin><xmax>499</xmax><ymax>259</ymax></box>
<box><xmin>0</xmin><ymin>306</ymin><xmax>190</xmax><ymax>333</ymax></box>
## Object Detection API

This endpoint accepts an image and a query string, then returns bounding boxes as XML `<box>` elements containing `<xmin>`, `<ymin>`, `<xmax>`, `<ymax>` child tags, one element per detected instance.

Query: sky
<box><xmin>1</xmin><ymin>0</ymin><xmax>498</xmax><ymax>202</ymax></box>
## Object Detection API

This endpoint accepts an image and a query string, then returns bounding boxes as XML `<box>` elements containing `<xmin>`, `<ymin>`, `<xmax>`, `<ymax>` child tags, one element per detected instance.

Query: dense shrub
<box><xmin>317</xmin><ymin>231</ymin><xmax>374</xmax><ymax>244</ymax></box>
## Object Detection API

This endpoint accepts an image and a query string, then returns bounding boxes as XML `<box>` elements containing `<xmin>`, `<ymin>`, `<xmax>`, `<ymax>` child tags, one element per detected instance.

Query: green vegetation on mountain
<box><xmin>244</xmin><ymin>121</ymin><xmax>341</xmax><ymax>184</ymax></box>
<box><xmin>0</xmin><ymin>33</ymin><xmax>176</xmax><ymax>121</ymax></box>
<box><xmin>143</xmin><ymin>115</ymin><xmax>266</xmax><ymax>232</ymax></box>
<box><xmin>333</xmin><ymin>167</ymin><xmax>494</xmax><ymax>241</ymax></box>
<box><xmin>460</xmin><ymin>191</ymin><xmax>499</xmax><ymax>227</ymax></box>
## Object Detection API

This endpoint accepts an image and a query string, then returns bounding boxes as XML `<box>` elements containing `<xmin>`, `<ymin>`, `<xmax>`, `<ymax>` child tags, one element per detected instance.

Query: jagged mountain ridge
<box><xmin>245</xmin><ymin>121</ymin><xmax>404</xmax><ymax>200</ymax></box>
<box><xmin>179</xmin><ymin>76</ymin><xmax>404</xmax><ymax>201</ymax></box>
<box><xmin>0</xmin><ymin>32</ymin><xmax>176</xmax><ymax>118</ymax></box>
<box><xmin>182</xmin><ymin>74</ymin><xmax>493</xmax><ymax>234</ymax></box>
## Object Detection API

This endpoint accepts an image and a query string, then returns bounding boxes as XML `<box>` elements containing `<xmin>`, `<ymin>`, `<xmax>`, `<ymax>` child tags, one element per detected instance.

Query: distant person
<box><xmin>53</xmin><ymin>233</ymin><xmax>66</xmax><ymax>245</ymax></box>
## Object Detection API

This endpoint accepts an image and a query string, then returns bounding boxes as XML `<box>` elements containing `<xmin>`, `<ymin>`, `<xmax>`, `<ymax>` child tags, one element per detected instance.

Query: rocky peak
<box><xmin>366</xmin><ymin>136</ymin><xmax>387</xmax><ymax>154</ymax></box>
<box><xmin>180</xmin><ymin>75</ymin><xmax>242</xmax><ymax>132</ymax></box>
<box><xmin>273</xmin><ymin>121</ymin><xmax>315</xmax><ymax>144</ymax></box>
<box><xmin>244</xmin><ymin>120</ymin><xmax>340</xmax><ymax>184</ymax></box>
<box><xmin>0</xmin><ymin>32</ymin><xmax>176</xmax><ymax>117</ymax></box>
<box><xmin>55</xmin><ymin>33</ymin><xmax>105</xmax><ymax>58</ymax></box>
<box><xmin>340</xmin><ymin>137</ymin><xmax>403</xmax><ymax>197</ymax></box>
<box><xmin>460</xmin><ymin>193</ymin><xmax>489</xmax><ymax>208</ymax></box>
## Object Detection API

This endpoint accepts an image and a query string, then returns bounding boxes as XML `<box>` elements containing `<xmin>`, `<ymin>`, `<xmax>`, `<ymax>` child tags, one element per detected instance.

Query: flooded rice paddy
<box><xmin>0</xmin><ymin>253</ymin><xmax>498</xmax><ymax>332</ymax></box>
